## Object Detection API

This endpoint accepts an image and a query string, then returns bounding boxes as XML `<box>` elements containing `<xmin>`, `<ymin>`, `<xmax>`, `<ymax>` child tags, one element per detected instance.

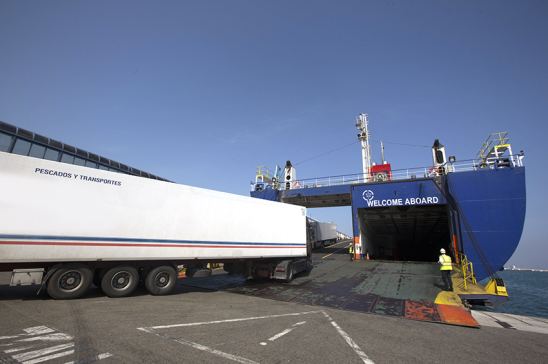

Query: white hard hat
<box><xmin>440</xmin><ymin>248</ymin><xmax>446</xmax><ymax>254</ymax></box>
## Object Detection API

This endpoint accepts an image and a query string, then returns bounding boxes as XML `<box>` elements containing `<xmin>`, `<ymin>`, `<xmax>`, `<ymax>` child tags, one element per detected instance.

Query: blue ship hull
<box><xmin>251</xmin><ymin>166</ymin><xmax>526</xmax><ymax>281</ymax></box>
<box><xmin>446</xmin><ymin>166</ymin><xmax>526</xmax><ymax>280</ymax></box>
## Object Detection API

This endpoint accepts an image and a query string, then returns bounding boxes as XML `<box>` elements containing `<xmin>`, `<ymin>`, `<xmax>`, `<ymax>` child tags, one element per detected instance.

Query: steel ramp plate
<box><xmin>404</xmin><ymin>300</ymin><xmax>441</xmax><ymax>322</ymax></box>
<box><xmin>181</xmin><ymin>258</ymin><xmax>480</xmax><ymax>327</ymax></box>
<box><xmin>372</xmin><ymin>297</ymin><xmax>405</xmax><ymax>316</ymax></box>
<box><xmin>437</xmin><ymin>304</ymin><xmax>480</xmax><ymax>327</ymax></box>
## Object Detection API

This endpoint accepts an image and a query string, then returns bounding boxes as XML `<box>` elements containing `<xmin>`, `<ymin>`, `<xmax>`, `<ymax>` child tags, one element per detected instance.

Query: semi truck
<box><xmin>307</xmin><ymin>218</ymin><xmax>338</xmax><ymax>249</ymax></box>
<box><xmin>0</xmin><ymin>152</ymin><xmax>311</xmax><ymax>299</ymax></box>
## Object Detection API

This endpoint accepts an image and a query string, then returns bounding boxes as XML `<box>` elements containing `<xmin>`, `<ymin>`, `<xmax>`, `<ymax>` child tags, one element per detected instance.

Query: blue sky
<box><xmin>1</xmin><ymin>1</ymin><xmax>547</xmax><ymax>268</ymax></box>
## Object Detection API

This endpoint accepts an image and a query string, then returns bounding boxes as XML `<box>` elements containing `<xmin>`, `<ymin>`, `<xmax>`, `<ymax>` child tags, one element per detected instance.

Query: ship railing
<box><xmin>256</xmin><ymin>155</ymin><xmax>525</xmax><ymax>192</ymax></box>
<box><xmin>458</xmin><ymin>253</ymin><xmax>477</xmax><ymax>291</ymax></box>
<box><xmin>255</xmin><ymin>166</ymin><xmax>274</xmax><ymax>183</ymax></box>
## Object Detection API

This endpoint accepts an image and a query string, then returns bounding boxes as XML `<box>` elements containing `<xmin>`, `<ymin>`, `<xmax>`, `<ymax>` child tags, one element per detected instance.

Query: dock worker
<box><xmin>438</xmin><ymin>248</ymin><xmax>453</xmax><ymax>291</ymax></box>
<box><xmin>348</xmin><ymin>244</ymin><xmax>354</xmax><ymax>261</ymax></box>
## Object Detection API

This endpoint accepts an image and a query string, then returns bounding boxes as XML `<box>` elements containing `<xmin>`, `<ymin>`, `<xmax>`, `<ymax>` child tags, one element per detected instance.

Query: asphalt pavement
<box><xmin>1</xmin><ymin>249</ymin><xmax>547</xmax><ymax>364</ymax></box>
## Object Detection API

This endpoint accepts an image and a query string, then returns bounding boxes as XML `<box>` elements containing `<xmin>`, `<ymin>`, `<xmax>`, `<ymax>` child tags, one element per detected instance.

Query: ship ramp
<box><xmin>181</xmin><ymin>245</ymin><xmax>480</xmax><ymax>328</ymax></box>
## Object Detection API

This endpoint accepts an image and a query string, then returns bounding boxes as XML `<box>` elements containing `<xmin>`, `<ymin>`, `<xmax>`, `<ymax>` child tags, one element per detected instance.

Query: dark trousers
<box><xmin>441</xmin><ymin>270</ymin><xmax>453</xmax><ymax>291</ymax></box>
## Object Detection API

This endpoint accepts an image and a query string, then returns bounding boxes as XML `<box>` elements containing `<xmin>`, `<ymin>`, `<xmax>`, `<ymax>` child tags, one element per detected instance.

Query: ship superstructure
<box><xmin>251</xmin><ymin>114</ymin><xmax>526</xmax><ymax>305</ymax></box>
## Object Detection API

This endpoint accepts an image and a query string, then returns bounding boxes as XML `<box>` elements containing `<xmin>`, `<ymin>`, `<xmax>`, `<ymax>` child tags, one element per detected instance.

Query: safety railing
<box><xmin>458</xmin><ymin>253</ymin><xmax>477</xmax><ymax>291</ymax></box>
<box><xmin>477</xmin><ymin>132</ymin><xmax>510</xmax><ymax>161</ymax></box>
<box><xmin>268</xmin><ymin>155</ymin><xmax>525</xmax><ymax>191</ymax></box>
<box><xmin>255</xmin><ymin>166</ymin><xmax>273</xmax><ymax>180</ymax></box>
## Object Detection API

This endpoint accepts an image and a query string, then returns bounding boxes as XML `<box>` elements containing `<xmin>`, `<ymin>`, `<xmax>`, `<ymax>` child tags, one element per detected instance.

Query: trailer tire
<box><xmin>101</xmin><ymin>266</ymin><xmax>139</xmax><ymax>298</ymax></box>
<box><xmin>284</xmin><ymin>263</ymin><xmax>294</xmax><ymax>283</ymax></box>
<box><xmin>46</xmin><ymin>264</ymin><xmax>93</xmax><ymax>300</ymax></box>
<box><xmin>145</xmin><ymin>265</ymin><xmax>177</xmax><ymax>295</ymax></box>
<box><xmin>306</xmin><ymin>259</ymin><xmax>313</xmax><ymax>272</ymax></box>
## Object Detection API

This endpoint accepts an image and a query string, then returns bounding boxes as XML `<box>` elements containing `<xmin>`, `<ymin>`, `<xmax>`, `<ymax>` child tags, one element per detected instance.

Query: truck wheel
<box><xmin>145</xmin><ymin>265</ymin><xmax>177</xmax><ymax>295</ymax></box>
<box><xmin>285</xmin><ymin>264</ymin><xmax>294</xmax><ymax>283</ymax></box>
<box><xmin>101</xmin><ymin>266</ymin><xmax>139</xmax><ymax>298</ymax></box>
<box><xmin>46</xmin><ymin>264</ymin><xmax>93</xmax><ymax>299</ymax></box>
<box><xmin>305</xmin><ymin>259</ymin><xmax>313</xmax><ymax>272</ymax></box>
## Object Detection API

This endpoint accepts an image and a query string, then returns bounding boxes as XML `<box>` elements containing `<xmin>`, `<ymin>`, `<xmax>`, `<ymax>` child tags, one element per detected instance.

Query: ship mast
<box><xmin>356</xmin><ymin>113</ymin><xmax>372</xmax><ymax>182</ymax></box>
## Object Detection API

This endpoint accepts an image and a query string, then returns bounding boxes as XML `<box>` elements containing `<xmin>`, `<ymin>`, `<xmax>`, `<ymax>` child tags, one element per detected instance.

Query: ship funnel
<box><xmin>284</xmin><ymin>160</ymin><xmax>297</xmax><ymax>190</ymax></box>
<box><xmin>432</xmin><ymin>139</ymin><xmax>447</xmax><ymax>168</ymax></box>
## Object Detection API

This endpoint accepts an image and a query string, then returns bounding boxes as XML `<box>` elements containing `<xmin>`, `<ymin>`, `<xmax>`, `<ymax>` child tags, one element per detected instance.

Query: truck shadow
<box><xmin>0</xmin><ymin>282</ymin><xmax>213</xmax><ymax>301</ymax></box>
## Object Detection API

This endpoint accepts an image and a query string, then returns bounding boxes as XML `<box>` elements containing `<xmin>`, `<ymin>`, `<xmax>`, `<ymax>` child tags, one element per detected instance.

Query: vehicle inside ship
<box><xmin>358</xmin><ymin>204</ymin><xmax>451</xmax><ymax>262</ymax></box>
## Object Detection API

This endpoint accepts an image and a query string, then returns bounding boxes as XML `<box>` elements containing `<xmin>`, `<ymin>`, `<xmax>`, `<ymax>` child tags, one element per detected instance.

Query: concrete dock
<box><xmin>1</xmin><ymin>247</ymin><xmax>547</xmax><ymax>363</ymax></box>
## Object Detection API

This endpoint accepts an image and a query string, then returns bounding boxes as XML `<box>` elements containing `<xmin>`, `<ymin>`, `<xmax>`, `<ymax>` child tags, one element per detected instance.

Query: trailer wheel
<box><xmin>145</xmin><ymin>265</ymin><xmax>177</xmax><ymax>295</ymax></box>
<box><xmin>46</xmin><ymin>264</ymin><xmax>93</xmax><ymax>300</ymax></box>
<box><xmin>284</xmin><ymin>264</ymin><xmax>294</xmax><ymax>283</ymax></box>
<box><xmin>100</xmin><ymin>266</ymin><xmax>139</xmax><ymax>298</ymax></box>
<box><xmin>305</xmin><ymin>259</ymin><xmax>313</xmax><ymax>272</ymax></box>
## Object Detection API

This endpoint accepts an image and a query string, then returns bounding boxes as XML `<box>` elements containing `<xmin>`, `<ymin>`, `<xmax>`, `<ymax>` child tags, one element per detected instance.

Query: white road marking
<box><xmin>97</xmin><ymin>352</ymin><xmax>113</xmax><ymax>360</ymax></box>
<box><xmin>4</xmin><ymin>345</ymin><xmax>34</xmax><ymax>353</ymax></box>
<box><xmin>140</xmin><ymin>310</ymin><xmax>373</xmax><ymax>363</ymax></box>
<box><xmin>0</xmin><ymin>326</ymin><xmax>55</xmax><ymax>340</ymax></box>
<box><xmin>22</xmin><ymin>349</ymin><xmax>74</xmax><ymax>364</ymax></box>
<box><xmin>62</xmin><ymin>352</ymin><xmax>113</xmax><ymax>364</ymax></box>
<box><xmin>322</xmin><ymin>312</ymin><xmax>374</xmax><ymax>364</ymax></box>
<box><xmin>267</xmin><ymin>328</ymin><xmax>293</xmax><ymax>342</ymax></box>
<box><xmin>261</xmin><ymin>321</ymin><xmax>308</xmax><ymax>345</ymax></box>
<box><xmin>142</xmin><ymin>326</ymin><xmax>259</xmax><ymax>364</ymax></box>
<box><xmin>18</xmin><ymin>333</ymin><xmax>73</xmax><ymax>342</ymax></box>
<box><xmin>12</xmin><ymin>343</ymin><xmax>74</xmax><ymax>362</ymax></box>
<box><xmin>23</xmin><ymin>327</ymin><xmax>55</xmax><ymax>336</ymax></box>
<box><xmin>0</xmin><ymin>335</ymin><xmax>21</xmax><ymax>340</ymax></box>
<box><xmin>2</xmin><ymin>326</ymin><xmax>113</xmax><ymax>363</ymax></box>
<box><xmin>137</xmin><ymin>310</ymin><xmax>322</xmax><ymax>331</ymax></box>
<box><xmin>322</xmin><ymin>242</ymin><xmax>352</xmax><ymax>259</ymax></box>
<box><xmin>173</xmin><ymin>337</ymin><xmax>259</xmax><ymax>364</ymax></box>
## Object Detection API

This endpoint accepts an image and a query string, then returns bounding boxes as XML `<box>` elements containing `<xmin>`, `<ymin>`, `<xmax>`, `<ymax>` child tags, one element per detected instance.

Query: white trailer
<box><xmin>316</xmin><ymin>222</ymin><xmax>338</xmax><ymax>247</ymax></box>
<box><xmin>0</xmin><ymin>152</ymin><xmax>311</xmax><ymax>299</ymax></box>
<box><xmin>307</xmin><ymin>219</ymin><xmax>337</xmax><ymax>249</ymax></box>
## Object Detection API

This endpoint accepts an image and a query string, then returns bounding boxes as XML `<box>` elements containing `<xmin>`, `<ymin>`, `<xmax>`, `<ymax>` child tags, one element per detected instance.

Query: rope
<box><xmin>294</xmin><ymin>138</ymin><xmax>430</xmax><ymax>166</ymax></box>
<box><xmin>294</xmin><ymin>140</ymin><xmax>359</xmax><ymax>166</ymax></box>
<box><xmin>372</xmin><ymin>139</ymin><xmax>431</xmax><ymax>148</ymax></box>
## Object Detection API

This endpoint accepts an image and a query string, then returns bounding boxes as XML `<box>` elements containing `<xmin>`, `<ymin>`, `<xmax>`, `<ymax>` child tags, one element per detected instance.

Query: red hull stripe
<box><xmin>0</xmin><ymin>241</ymin><xmax>302</xmax><ymax>248</ymax></box>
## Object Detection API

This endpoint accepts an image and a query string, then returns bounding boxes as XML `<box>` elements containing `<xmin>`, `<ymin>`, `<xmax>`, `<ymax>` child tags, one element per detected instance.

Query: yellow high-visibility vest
<box><xmin>440</xmin><ymin>254</ymin><xmax>453</xmax><ymax>271</ymax></box>
<box><xmin>349</xmin><ymin>245</ymin><xmax>354</xmax><ymax>253</ymax></box>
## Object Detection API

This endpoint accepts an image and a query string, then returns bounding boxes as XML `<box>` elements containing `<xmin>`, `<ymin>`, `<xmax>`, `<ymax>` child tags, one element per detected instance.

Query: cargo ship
<box><xmin>250</xmin><ymin>114</ymin><xmax>526</xmax><ymax>305</ymax></box>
